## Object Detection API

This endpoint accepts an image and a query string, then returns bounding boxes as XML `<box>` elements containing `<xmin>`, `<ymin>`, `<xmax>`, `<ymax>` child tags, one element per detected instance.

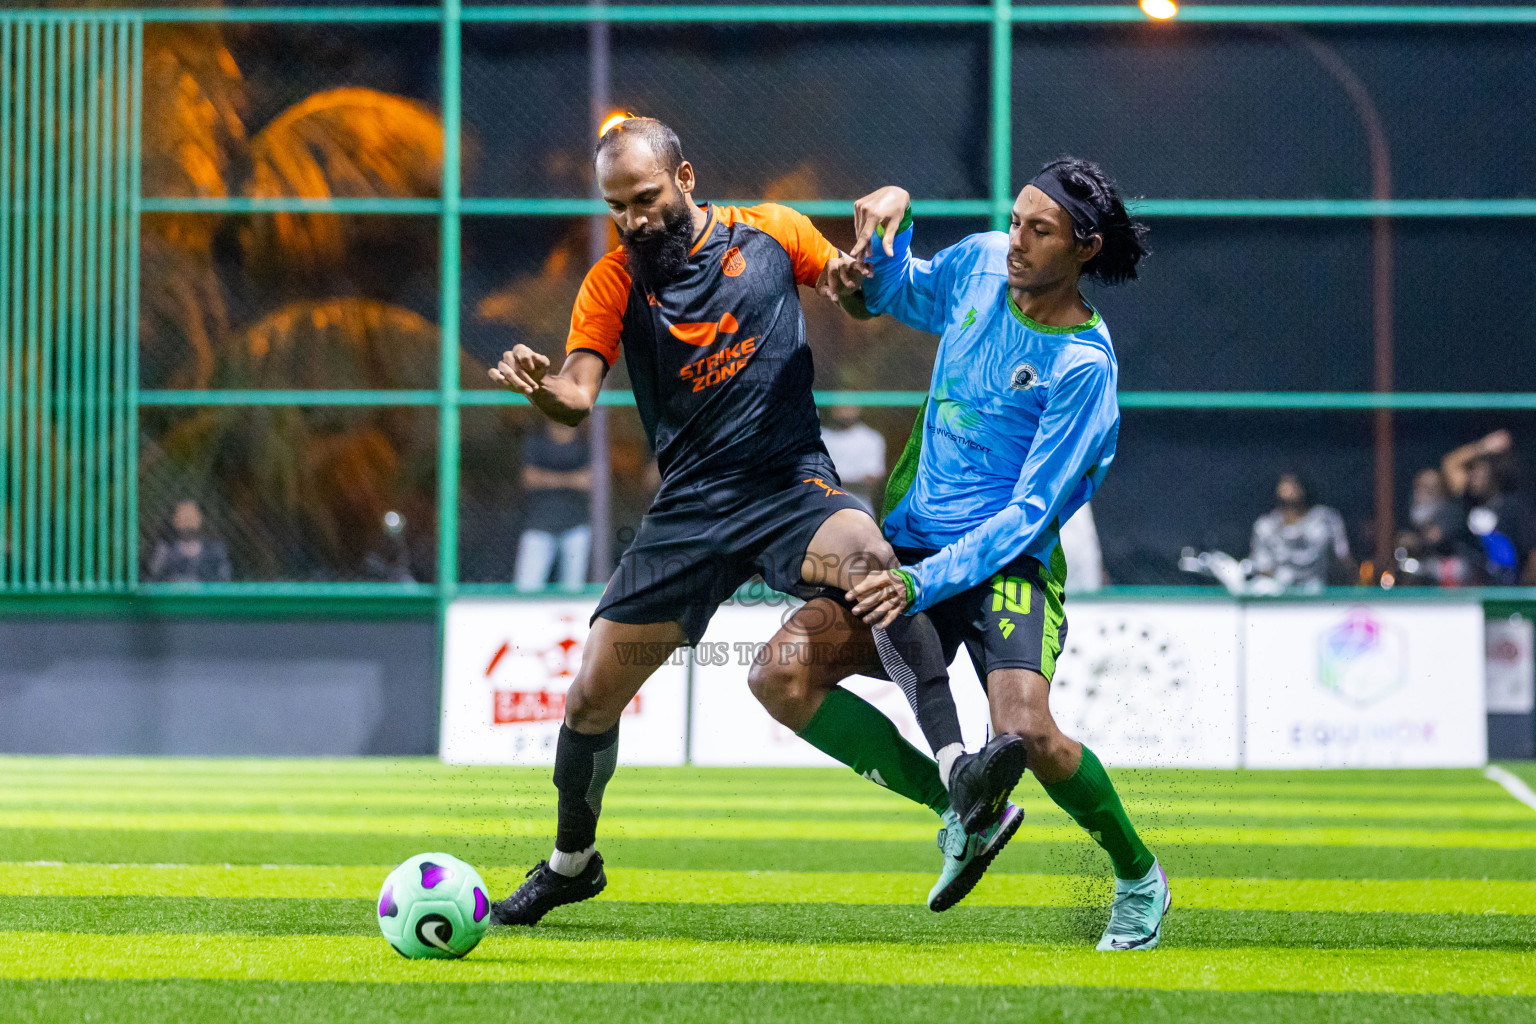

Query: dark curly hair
<box><xmin>1037</xmin><ymin>157</ymin><xmax>1149</xmax><ymax>286</ymax></box>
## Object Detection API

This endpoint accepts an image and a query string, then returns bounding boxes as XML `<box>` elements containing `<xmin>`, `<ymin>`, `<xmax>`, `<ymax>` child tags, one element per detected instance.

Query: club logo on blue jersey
<box><xmin>1009</xmin><ymin>363</ymin><xmax>1040</xmax><ymax>391</ymax></box>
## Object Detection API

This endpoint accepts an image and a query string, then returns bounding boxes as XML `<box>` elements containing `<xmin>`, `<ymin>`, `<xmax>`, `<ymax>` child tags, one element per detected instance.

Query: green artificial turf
<box><xmin>0</xmin><ymin>760</ymin><xmax>1533</xmax><ymax>1022</ymax></box>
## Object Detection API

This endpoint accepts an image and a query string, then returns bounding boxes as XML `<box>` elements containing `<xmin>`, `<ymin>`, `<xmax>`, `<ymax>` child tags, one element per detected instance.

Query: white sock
<box><xmin>936</xmin><ymin>743</ymin><xmax>964</xmax><ymax>790</ymax></box>
<box><xmin>548</xmin><ymin>846</ymin><xmax>595</xmax><ymax>877</ymax></box>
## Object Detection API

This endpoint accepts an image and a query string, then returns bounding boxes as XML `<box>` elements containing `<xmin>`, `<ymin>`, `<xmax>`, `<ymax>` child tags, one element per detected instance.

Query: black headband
<box><xmin>1029</xmin><ymin>168</ymin><xmax>1101</xmax><ymax>235</ymax></box>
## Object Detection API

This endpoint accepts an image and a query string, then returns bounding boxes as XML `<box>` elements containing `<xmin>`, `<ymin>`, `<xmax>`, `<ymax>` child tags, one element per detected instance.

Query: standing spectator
<box><xmin>516</xmin><ymin>420</ymin><xmax>593</xmax><ymax>592</ymax></box>
<box><xmin>1443</xmin><ymin>430</ymin><xmax>1536</xmax><ymax>585</ymax></box>
<box><xmin>147</xmin><ymin>498</ymin><xmax>232</xmax><ymax>582</ymax></box>
<box><xmin>1249</xmin><ymin>472</ymin><xmax>1352</xmax><ymax>592</ymax></box>
<box><xmin>820</xmin><ymin>405</ymin><xmax>886</xmax><ymax>512</ymax></box>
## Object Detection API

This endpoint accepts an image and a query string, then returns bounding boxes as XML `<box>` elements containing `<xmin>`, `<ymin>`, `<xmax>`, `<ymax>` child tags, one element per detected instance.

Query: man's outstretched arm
<box><xmin>847</xmin><ymin>185</ymin><xmax>961</xmax><ymax>336</ymax></box>
<box><xmin>490</xmin><ymin>347</ymin><xmax>606</xmax><ymax>427</ymax></box>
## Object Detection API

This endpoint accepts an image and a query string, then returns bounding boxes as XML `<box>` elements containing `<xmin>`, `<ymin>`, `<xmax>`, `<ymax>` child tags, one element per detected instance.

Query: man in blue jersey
<box><xmin>750</xmin><ymin>157</ymin><xmax>1169</xmax><ymax>949</ymax></box>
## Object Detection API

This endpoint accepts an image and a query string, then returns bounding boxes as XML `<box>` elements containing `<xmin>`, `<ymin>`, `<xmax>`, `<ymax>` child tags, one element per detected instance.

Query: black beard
<box><xmin>620</xmin><ymin>202</ymin><xmax>695</xmax><ymax>286</ymax></box>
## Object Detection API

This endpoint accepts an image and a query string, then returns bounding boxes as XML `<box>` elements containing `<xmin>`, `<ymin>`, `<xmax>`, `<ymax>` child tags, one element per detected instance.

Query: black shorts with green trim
<box><xmin>593</xmin><ymin>454</ymin><xmax>869</xmax><ymax>646</ymax></box>
<box><xmin>895</xmin><ymin>544</ymin><xmax>1069</xmax><ymax>684</ymax></box>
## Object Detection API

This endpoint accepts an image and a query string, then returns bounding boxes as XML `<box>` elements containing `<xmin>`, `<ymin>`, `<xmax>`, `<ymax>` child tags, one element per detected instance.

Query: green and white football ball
<box><xmin>377</xmin><ymin>852</ymin><xmax>490</xmax><ymax>959</ymax></box>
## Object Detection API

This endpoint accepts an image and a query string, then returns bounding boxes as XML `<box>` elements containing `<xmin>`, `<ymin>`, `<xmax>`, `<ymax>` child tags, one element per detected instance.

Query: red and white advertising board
<box><xmin>440</xmin><ymin>598</ymin><xmax>688</xmax><ymax>765</ymax></box>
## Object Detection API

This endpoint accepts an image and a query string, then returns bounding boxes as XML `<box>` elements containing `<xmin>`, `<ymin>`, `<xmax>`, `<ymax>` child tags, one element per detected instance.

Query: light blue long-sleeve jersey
<box><xmin>865</xmin><ymin>219</ymin><xmax>1120</xmax><ymax>613</ymax></box>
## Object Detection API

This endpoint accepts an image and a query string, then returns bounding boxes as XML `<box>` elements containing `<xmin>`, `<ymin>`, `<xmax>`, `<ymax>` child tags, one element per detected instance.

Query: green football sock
<box><xmin>797</xmin><ymin>686</ymin><xmax>948</xmax><ymax>817</ymax></box>
<box><xmin>1042</xmin><ymin>745</ymin><xmax>1155</xmax><ymax>880</ymax></box>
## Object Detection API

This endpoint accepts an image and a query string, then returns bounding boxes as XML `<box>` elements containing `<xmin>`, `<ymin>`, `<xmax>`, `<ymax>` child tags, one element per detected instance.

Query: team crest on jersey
<box><xmin>721</xmin><ymin>246</ymin><xmax>745</xmax><ymax>277</ymax></box>
<box><xmin>1009</xmin><ymin>363</ymin><xmax>1040</xmax><ymax>391</ymax></box>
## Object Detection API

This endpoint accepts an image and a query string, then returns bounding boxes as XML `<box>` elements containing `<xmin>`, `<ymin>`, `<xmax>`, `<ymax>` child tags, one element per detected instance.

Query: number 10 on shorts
<box><xmin>991</xmin><ymin>574</ymin><xmax>1031</xmax><ymax>614</ymax></box>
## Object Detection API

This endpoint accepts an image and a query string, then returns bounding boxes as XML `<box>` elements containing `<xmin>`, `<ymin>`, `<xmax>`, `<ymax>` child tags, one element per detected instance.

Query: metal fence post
<box><xmin>990</xmin><ymin>0</ymin><xmax>1012</xmax><ymax>232</ymax></box>
<box><xmin>126</xmin><ymin>19</ymin><xmax>141</xmax><ymax>588</ymax></box>
<box><xmin>1</xmin><ymin>22</ymin><xmax>12</xmax><ymax>587</ymax></box>
<box><xmin>436</xmin><ymin>0</ymin><xmax>463</xmax><ymax>699</ymax></box>
<box><xmin>587</xmin><ymin>1</ymin><xmax>613</xmax><ymax>585</ymax></box>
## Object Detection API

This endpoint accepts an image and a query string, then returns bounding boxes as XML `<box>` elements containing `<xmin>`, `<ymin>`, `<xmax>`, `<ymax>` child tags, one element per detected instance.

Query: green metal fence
<box><xmin>1</xmin><ymin>13</ymin><xmax>140</xmax><ymax>593</ymax></box>
<box><xmin>2</xmin><ymin>4</ymin><xmax>1535</xmax><ymax>608</ymax></box>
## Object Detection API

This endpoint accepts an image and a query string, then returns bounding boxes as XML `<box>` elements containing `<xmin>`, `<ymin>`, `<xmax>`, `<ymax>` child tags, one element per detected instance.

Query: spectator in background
<box><xmin>1059</xmin><ymin>502</ymin><xmax>1108</xmax><ymax>594</ymax></box>
<box><xmin>820</xmin><ymin>405</ymin><xmax>885</xmax><ymax>512</ymax></box>
<box><xmin>516</xmin><ymin>420</ymin><xmax>593</xmax><ymax>592</ymax></box>
<box><xmin>1443</xmin><ymin>430</ymin><xmax>1536</xmax><ymax>585</ymax></box>
<box><xmin>1398</xmin><ymin>467</ymin><xmax>1474</xmax><ymax>586</ymax></box>
<box><xmin>360</xmin><ymin>509</ymin><xmax>416</xmax><ymax>583</ymax></box>
<box><xmin>1249</xmin><ymin>471</ymin><xmax>1352</xmax><ymax>592</ymax></box>
<box><xmin>147</xmin><ymin>498</ymin><xmax>232</xmax><ymax>582</ymax></box>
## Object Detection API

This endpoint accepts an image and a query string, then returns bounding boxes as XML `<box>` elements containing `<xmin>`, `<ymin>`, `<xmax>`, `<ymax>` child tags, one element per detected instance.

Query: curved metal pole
<box><xmin>1276</xmin><ymin>28</ymin><xmax>1394</xmax><ymax>576</ymax></box>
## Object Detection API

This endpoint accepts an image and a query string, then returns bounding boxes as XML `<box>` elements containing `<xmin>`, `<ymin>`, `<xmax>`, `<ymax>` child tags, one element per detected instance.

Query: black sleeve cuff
<box><xmin>568</xmin><ymin>346</ymin><xmax>612</xmax><ymax>369</ymax></box>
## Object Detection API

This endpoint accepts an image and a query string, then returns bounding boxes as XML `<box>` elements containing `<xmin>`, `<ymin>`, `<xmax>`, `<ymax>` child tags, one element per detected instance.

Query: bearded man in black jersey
<box><xmin>487</xmin><ymin>119</ymin><xmax>1027</xmax><ymax>926</ymax></box>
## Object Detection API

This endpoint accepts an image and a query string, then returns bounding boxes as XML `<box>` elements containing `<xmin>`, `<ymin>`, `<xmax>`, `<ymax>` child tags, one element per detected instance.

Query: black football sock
<box><xmin>551</xmin><ymin>722</ymin><xmax>620</xmax><ymax>858</ymax></box>
<box><xmin>872</xmin><ymin>612</ymin><xmax>964</xmax><ymax>758</ymax></box>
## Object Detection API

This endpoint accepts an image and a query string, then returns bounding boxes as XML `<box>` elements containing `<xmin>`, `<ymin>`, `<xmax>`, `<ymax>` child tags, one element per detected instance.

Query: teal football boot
<box><xmin>927</xmin><ymin>802</ymin><xmax>1023</xmax><ymax>912</ymax></box>
<box><xmin>1096</xmin><ymin>860</ymin><xmax>1171</xmax><ymax>950</ymax></box>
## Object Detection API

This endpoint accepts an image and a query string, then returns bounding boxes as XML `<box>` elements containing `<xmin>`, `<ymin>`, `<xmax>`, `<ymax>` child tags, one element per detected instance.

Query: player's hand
<box><xmin>850</xmin><ymin>186</ymin><xmax>912</xmax><ymax>261</ymax></box>
<box><xmin>847</xmin><ymin>569</ymin><xmax>910</xmax><ymax>629</ymax></box>
<box><xmin>817</xmin><ymin>252</ymin><xmax>871</xmax><ymax>303</ymax></box>
<box><xmin>489</xmin><ymin>345</ymin><xmax>550</xmax><ymax>395</ymax></box>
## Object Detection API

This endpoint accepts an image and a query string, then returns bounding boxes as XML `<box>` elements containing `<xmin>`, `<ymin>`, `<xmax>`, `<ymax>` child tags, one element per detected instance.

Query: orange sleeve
<box><xmin>736</xmin><ymin>203</ymin><xmax>839</xmax><ymax>288</ymax></box>
<box><xmin>566</xmin><ymin>250</ymin><xmax>632</xmax><ymax>366</ymax></box>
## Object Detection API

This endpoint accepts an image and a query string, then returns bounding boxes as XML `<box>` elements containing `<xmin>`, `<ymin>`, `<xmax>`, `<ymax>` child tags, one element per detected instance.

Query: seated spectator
<box><xmin>147</xmin><ymin>499</ymin><xmax>232</xmax><ymax>582</ymax></box>
<box><xmin>1443</xmin><ymin>430</ymin><xmax>1536</xmax><ymax>585</ymax></box>
<box><xmin>1249</xmin><ymin>472</ymin><xmax>1352</xmax><ymax>592</ymax></box>
<box><xmin>820</xmin><ymin>405</ymin><xmax>886</xmax><ymax>513</ymax></box>
<box><xmin>516</xmin><ymin>421</ymin><xmax>593</xmax><ymax>592</ymax></box>
<box><xmin>1398</xmin><ymin>467</ymin><xmax>1474</xmax><ymax>586</ymax></box>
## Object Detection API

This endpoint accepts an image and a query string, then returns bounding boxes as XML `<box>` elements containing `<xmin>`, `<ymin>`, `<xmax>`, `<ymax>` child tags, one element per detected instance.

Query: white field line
<box><xmin>1484</xmin><ymin>765</ymin><xmax>1536</xmax><ymax>816</ymax></box>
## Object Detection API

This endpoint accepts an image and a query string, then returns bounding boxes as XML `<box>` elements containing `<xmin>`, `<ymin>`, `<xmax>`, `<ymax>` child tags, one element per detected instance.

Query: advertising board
<box><xmin>1242</xmin><ymin>603</ymin><xmax>1486</xmax><ymax>768</ymax></box>
<box><xmin>1049</xmin><ymin>602</ymin><xmax>1242</xmax><ymax>768</ymax></box>
<box><xmin>440</xmin><ymin>598</ymin><xmax>688</xmax><ymax>765</ymax></box>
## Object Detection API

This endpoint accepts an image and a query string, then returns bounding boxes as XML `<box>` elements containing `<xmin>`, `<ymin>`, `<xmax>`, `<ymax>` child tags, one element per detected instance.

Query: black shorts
<box><xmin>896</xmin><ymin>544</ymin><xmax>1070</xmax><ymax>683</ymax></box>
<box><xmin>594</xmin><ymin>454</ymin><xmax>869</xmax><ymax>645</ymax></box>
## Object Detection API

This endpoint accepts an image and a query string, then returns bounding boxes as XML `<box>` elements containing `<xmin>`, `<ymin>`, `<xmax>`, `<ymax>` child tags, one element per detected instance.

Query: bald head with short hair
<box><xmin>593</xmin><ymin>117</ymin><xmax>685</xmax><ymax>174</ymax></box>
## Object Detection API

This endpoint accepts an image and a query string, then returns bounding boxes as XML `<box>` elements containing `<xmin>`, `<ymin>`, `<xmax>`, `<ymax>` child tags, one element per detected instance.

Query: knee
<box><xmin>835</xmin><ymin>509</ymin><xmax>895</xmax><ymax>567</ymax></box>
<box><xmin>747</xmin><ymin>657</ymin><xmax>820</xmax><ymax>729</ymax></box>
<box><xmin>562</xmin><ymin>679</ymin><xmax>616</xmax><ymax>733</ymax></box>
<box><xmin>857</xmin><ymin>527</ymin><xmax>897</xmax><ymax>567</ymax></box>
<box><xmin>995</xmin><ymin>700</ymin><xmax>1064</xmax><ymax>757</ymax></box>
<box><xmin>845</xmin><ymin>531</ymin><xmax>897</xmax><ymax>578</ymax></box>
<box><xmin>1013</xmin><ymin>719</ymin><xmax>1062</xmax><ymax>757</ymax></box>
<box><xmin>1012</xmin><ymin>717</ymin><xmax>1080</xmax><ymax>776</ymax></box>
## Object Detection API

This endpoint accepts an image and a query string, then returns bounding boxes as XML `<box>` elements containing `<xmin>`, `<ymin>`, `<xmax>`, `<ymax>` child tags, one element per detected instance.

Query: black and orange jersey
<box><xmin>567</xmin><ymin>202</ymin><xmax>839</xmax><ymax>491</ymax></box>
